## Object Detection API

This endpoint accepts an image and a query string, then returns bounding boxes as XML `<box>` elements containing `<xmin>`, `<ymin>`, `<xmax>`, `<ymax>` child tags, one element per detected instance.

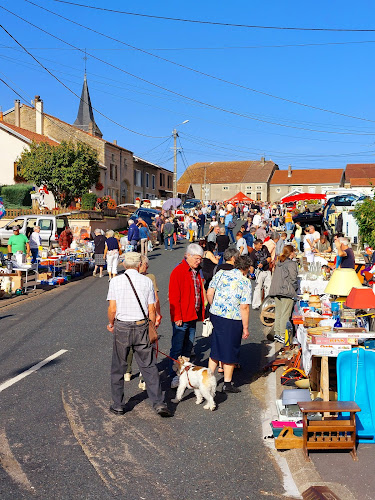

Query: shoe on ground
<box><xmin>171</xmin><ymin>375</ymin><xmax>180</xmax><ymax>389</ymax></box>
<box><xmin>222</xmin><ymin>382</ymin><xmax>241</xmax><ymax>393</ymax></box>
<box><xmin>274</xmin><ymin>334</ymin><xmax>285</xmax><ymax>343</ymax></box>
<box><xmin>155</xmin><ymin>405</ymin><xmax>173</xmax><ymax>417</ymax></box>
<box><xmin>92</xmin><ymin>271</ymin><xmax>96</xmax><ymax>276</ymax></box>
<box><xmin>124</xmin><ymin>373</ymin><xmax>132</xmax><ymax>382</ymax></box>
<box><xmin>138</xmin><ymin>379</ymin><xmax>146</xmax><ymax>391</ymax></box>
<box><xmin>109</xmin><ymin>405</ymin><xmax>126</xmax><ymax>416</ymax></box>
<box><xmin>252</xmin><ymin>306</ymin><xmax>260</xmax><ymax>311</ymax></box>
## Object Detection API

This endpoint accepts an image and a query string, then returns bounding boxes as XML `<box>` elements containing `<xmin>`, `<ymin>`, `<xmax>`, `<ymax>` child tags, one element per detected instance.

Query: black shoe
<box><xmin>109</xmin><ymin>405</ymin><xmax>126</xmax><ymax>415</ymax></box>
<box><xmin>155</xmin><ymin>405</ymin><xmax>173</xmax><ymax>417</ymax></box>
<box><xmin>222</xmin><ymin>383</ymin><xmax>241</xmax><ymax>393</ymax></box>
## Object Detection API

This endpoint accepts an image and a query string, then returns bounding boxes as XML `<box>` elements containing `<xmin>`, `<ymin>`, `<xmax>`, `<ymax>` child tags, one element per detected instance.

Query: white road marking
<box><xmin>0</xmin><ymin>349</ymin><xmax>68</xmax><ymax>393</ymax></box>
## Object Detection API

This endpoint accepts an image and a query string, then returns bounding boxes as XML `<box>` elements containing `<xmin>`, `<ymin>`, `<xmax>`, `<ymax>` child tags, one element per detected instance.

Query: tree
<box><xmin>17</xmin><ymin>141</ymin><xmax>100</xmax><ymax>207</ymax></box>
<box><xmin>354</xmin><ymin>192</ymin><xmax>375</xmax><ymax>248</ymax></box>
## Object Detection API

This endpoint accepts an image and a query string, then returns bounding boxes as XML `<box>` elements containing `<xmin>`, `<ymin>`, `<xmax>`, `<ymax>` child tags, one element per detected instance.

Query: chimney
<box><xmin>0</xmin><ymin>107</ymin><xmax>3</xmax><ymax>122</ymax></box>
<box><xmin>261</xmin><ymin>156</ymin><xmax>265</xmax><ymax>165</ymax></box>
<box><xmin>288</xmin><ymin>164</ymin><xmax>292</xmax><ymax>178</ymax></box>
<box><xmin>35</xmin><ymin>95</ymin><xmax>44</xmax><ymax>135</ymax></box>
<box><xmin>14</xmin><ymin>100</ymin><xmax>20</xmax><ymax>127</ymax></box>
<box><xmin>113</xmin><ymin>139</ymin><xmax>117</xmax><ymax>145</ymax></box>
<box><xmin>88</xmin><ymin>122</ymin><xmax>94</xmax><ymax>136</ymax></box>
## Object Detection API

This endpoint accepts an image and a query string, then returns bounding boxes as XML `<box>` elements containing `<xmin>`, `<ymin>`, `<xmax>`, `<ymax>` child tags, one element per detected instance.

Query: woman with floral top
<box><xmin>207</xmin><ymin>255</ymin><xmax>252</xmax><ymax>393</ymax></box>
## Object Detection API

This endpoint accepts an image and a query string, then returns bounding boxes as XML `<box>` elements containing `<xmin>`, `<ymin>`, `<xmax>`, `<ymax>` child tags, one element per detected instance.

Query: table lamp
<box><xmin>345</xmin><ymin>287</ymin><xmax>375</xmax><ymax>309</ymax></box>
<box><xmin>324</xmin><ymin>269</ymin><xmax>363</xmax><ymax>298</ymax></box>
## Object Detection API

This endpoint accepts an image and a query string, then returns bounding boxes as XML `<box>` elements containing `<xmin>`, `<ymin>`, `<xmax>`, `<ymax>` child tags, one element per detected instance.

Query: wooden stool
<box><xmin>297</xmin><ymin>401</ymin><xmax>361</xmax><ymax>461</ymax></box>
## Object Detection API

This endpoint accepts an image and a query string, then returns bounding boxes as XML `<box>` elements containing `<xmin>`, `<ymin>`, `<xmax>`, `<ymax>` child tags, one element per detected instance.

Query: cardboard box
<box><xmin>10</xmin><ymin>276</ymin><xmax>24</xmax><ymax>291</ymax></box>
<box><xmin>38</xmin><ymin>272</ymin><xmax>52</xmax><ymax>281</ymax></box>
<box><xmin>310</xmin><ymin>335</ymin><xmax>357</xmax><ymax>345</ymax></box>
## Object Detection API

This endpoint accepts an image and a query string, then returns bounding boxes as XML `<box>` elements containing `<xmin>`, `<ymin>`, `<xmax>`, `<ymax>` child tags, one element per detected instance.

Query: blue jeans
<box><xmin>169</xmin><ymin>320</ymin><xmax>197</xmax><ymax>376</ymax></box>
<box><xmin>30</xmin><ymin>248</ymin><xmax>39</xmax><ymax>264</ymax></box>
<box><xmin>164</xmin><ymin>236</ymin><xmax>173</xmax><ymax>250</ymax></box>
<box><xmin>197</xmin><ymin>225</ymin><xmax>205</xmax><ymax>239</ymax></box>
<box><xmin>286</xmin><ymin>222</ymin><xmax>292</xmax><ymax>231</ymax></box>
<box><xmin>225</xmin><ymin>226</ymin><xmax>235</xmax><ymax>243</ymax></box>
<box><xmin>218</xmin><ymin>252</ymin><xmax>224</xmax><ymax>265</ymax></box>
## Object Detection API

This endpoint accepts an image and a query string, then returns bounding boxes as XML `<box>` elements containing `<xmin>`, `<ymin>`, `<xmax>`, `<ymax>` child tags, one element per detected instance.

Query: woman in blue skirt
<box><xmin>207</xmin><ymin>256</ymin><xmax>252</xmax><ymax>393</ymax></box>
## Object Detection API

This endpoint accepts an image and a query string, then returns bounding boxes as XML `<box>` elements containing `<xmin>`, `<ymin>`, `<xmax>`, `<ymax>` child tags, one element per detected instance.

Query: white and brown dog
<box><xmin>171</xmin><ymin>356</ymin><xmax>216</xmax><ymax>411</ymax></box>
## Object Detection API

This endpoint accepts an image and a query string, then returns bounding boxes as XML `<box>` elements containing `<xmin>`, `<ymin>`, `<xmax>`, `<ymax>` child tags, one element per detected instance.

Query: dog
<box><xmin>171</xmin><ymin>356</ymin><xmax>216</xmax><ymax>411</ymax></box>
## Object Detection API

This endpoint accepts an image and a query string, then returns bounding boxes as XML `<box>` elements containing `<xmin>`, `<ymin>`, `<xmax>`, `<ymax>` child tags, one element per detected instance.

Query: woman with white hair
<box><xmin>104</xmin><ymin>229</ymin><xmax>121</xmax><ymax>281</ymax></box>
<box><xmin>93</xmin><ymin>228</ymin><xmax>106</xmax><ymax>278</ymax></box>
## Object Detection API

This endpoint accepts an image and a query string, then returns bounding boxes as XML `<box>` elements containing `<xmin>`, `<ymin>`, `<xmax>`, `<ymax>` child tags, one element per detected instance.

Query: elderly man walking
<box><xmin>169</xmin><ymin>243</ymin><xmax>205</xmax><ymax>387</ymax></box>
<box><xmin>107</xmin><ymin>252</ymin><xmax>172</xmax><ymax>417</ymax></box>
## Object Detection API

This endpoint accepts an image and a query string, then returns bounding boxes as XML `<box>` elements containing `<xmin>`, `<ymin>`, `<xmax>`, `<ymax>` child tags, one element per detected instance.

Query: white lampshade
<box><xmin>324</xmin><ymin>269</ymin><xmax>363</xmax><ymax>297</ymax></box>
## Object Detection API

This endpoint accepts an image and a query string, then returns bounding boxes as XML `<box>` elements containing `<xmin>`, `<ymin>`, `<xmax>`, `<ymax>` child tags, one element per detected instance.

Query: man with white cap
<box><xmin>107</xmin><ymin>252</ymin><xmax>172</xmax><ymax>417</ymax></box>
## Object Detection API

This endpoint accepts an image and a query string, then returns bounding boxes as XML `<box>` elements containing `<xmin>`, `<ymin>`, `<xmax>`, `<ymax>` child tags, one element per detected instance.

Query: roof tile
<box><xmin>0</xmin><ymin>121</ymin><xmax>58</xmax><ymax>146</ymax></box>
<box><xmin>271</xmin><ymin>169</ymin><xmax>343</xmax><ymax>185</ymax></box>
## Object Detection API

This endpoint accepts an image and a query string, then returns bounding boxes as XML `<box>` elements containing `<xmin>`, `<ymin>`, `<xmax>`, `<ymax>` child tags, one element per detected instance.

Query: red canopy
<box><xmin>227</xmin><ymin>192</ymin><xmax>253</xmax><ymax>203</ymax></box>
<box><xmin>281</xmin><ymin>193</ymin><xmax>326</xmax><ymax>204</ymax></box>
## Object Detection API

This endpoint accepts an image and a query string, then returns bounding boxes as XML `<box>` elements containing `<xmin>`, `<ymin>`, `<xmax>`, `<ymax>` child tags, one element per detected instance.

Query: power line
<box><xmin>51</xmin><ymin>0</ymin><xmax>375</xmax><ymax>33</ymax></box>
<box><xmin>0</xmin><ymin>25</ymin><xmax>169</xmax><ymax>139</ymax></box>
<box><xmin>3</xmin><ymin>6</ymin><xmax>375</xmax><ymax>137</ymax></box>
<box><xmin>24</xmin><ymin>0</ymin><xmax>375</xmax><ymax>125</ymax></box>
<box><xmin>4</xmin><ymin>40</ymin><xmax>375</xmax><ymax>51</ymax></box>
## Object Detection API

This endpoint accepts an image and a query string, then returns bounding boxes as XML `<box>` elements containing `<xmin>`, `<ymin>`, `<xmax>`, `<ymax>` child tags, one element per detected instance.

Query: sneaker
<box><xmin>138</xmin><ymin>379</ymin><xmax>146</xmax><ymax>391</ymax></box>
<box><xmin>274</xmin><ymin>334</ymin><xmax>285</xmax><ymax>344</ymax></box>
<box><xmin>109</xmin><ymin>405</ymin><xmax>126</xmax><ymax>416</ymax></box>
<box><xmin>222</xmin><ymin>382</ymin><xmax>241</xmax><ymax>393</ymax></box>
<box><xmin>124</xmin><ymin>373</ymin><xmax>132</xmax><ymax>382</ymax></box>
<box><xmin>155</xmin><ymin>405</ymin><xmax>173</xmax><ymax>418</ymax></box>
<box><xmin>92</xmin><ymin>271</ymin><xmax>96</xmax><ymax>277</ymax></box>
<box><xmin>171</xmin><ymin>376</ymin><xmax>180</xmax><ymax>389</ymax></box>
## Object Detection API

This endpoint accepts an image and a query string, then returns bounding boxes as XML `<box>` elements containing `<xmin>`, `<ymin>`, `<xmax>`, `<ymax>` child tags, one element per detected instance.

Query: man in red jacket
<box><xmin>169</xmin><ymin>243</ymin><xmax>205</xmax><ymax>387</ymax></box>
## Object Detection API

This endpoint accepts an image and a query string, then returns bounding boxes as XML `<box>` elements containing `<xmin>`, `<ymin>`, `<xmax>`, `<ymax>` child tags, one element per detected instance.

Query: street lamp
<box><xmin>173</xmin><ymin>120</ymin><xmax>189</xmax><ymax>198</ymax></box>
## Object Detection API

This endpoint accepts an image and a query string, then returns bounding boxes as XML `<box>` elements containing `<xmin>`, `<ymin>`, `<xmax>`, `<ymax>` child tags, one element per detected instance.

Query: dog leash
<box><xmin>153</xmin><ymin>339</ymin><xmax>180</xmax><ymax>364</ymax></box>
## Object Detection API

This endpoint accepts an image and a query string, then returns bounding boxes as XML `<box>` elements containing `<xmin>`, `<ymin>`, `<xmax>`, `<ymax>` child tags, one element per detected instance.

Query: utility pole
<box><xmin>173</xmin><ymin>128</ymin><xmax>177</xmax><ymax>198</ymax></box>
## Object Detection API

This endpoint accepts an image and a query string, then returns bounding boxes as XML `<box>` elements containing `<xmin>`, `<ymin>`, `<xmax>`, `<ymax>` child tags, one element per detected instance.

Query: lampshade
<box><xmin>324</xmin><ymin>269</ymin><xmax>363</xmax><ymax>297</ymax></box>
<box><xmin>345</xmin><ymin>287</ymin><xmax>375</xmax><ymax>309</ymax></box>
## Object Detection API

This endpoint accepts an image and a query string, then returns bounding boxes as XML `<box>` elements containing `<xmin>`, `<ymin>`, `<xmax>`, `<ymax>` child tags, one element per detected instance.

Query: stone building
<box><xmin>2</xmin><ymin>76</ymin><xmax>173</xmax><ymax>204</ymax></box>
<box><xmin>177</xmin><ymin>158</ymin><xmax>278</xmax><ymax>202</ymax></box>
<box><xmin>269</xmin><ymin>166</ymin><xmax>344</xmax><ymax>202</ymax></box>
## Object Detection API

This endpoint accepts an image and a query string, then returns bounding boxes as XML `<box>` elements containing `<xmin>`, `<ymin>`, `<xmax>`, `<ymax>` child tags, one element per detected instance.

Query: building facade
<box><xmin>177</xmin><ymin>158</ymin><xmax>278</xmax><ymax>202</ymax></box>
<box><xmin>269</xmin><ymin>166</ymin><xmax>344</xmax><ymax>202</ymax></box>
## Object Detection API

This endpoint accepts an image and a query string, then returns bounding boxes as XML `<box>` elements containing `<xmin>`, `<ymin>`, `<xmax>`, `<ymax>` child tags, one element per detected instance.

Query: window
<box><xmin>124</xmin><ymin>158</ymin><xmax>127</xmax><ymax>168</ymax></box>
<box><xmin>39</xmin><ymin>219</ymin><xmax>52</xmax><ymax>231</ymax></box>
<box><xmin>245</xmin><ymin>186</ymin><xmax>252</xmax><ymax>190</ymax></box>
<box><xmin>111</xmin><ymin>153</ymin><xmax>115</xmax><ymax>161</ymax></box>
<box><xmin>256</xmin><ymin>192</ymin><xmax>262</xmax><ymax>201</ymax></box>
<box><xmin>308</xmin><ymin>186</ymin><xmax>316</xmax><ymax>194</ymax></box>
<box><xmin>168</xmin><ymin>176</ymin><xmax>172</xmax><ymax>189</ymax></box>
<box><xmin>276</xmin><ymin>187</ymin><xmax>281</xmax><ymax>194</ymax></box>
<box><xmin>110</xmin><ymin>163</ymin><xmax>114</xmax><ymax>180</ymax></box>
<box><xmin>115</xmin><ymin>165</ymin><xmax>118</xmax><ymax>181</ymax></box>
<box><xmin>256</xmin><ymin>185</ymin><xmax>262</xmax><ymax>190</ymax></box>
<box><xmin>146</xmin><ymin>172</ymin><xmax>149</xmax><ymax>188</ymax></box>
<box><xmin>160</xmin><ymin>173</ymin><xmax>165</xmax><ymax>186</ymax></box>
<box><xmin>245</xmin><ymin>191</ymin><xmax>252</xmax><ymax>197</ymax></box>
<box><xmin>152</xmin><ymin>174</ymin><xmax>155</xmax><ymax>190</ymax></box>
<box><xmin>222</xmin><ymin>186</ymin><xmax>229</xmax><ymax>191</ymax></box>
<box><xmin>134</xmin><ymin>169</ymin><xmax>142</xmax><ymax>187</ymax></box>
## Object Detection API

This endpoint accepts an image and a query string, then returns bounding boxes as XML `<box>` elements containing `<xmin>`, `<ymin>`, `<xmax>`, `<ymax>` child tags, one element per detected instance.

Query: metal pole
<box><xmin>173</xmin><ymin>128</ymin><xmax>177</xmax><ymax>198</ymax></box>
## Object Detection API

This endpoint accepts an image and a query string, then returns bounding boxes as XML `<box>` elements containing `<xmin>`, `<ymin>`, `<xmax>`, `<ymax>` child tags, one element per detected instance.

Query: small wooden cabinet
<box><xmin>297</xmin><ymin>401</ymin><xmax>361</xmax><ymax>461</ymax></box>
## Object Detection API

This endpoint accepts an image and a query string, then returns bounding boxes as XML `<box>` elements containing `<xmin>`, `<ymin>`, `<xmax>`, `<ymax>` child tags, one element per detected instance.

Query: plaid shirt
<box><xmin>190</xmin><ymin>267</ymin><xmax>201</xmax><ymax>311</ymax></box>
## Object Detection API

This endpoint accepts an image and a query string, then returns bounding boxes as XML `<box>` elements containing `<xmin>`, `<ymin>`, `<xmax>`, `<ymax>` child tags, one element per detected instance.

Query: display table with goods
<box><xmin>270</xmin><ymin>267</ymin><xmax>375</xmax><ymax>453</ymax></box>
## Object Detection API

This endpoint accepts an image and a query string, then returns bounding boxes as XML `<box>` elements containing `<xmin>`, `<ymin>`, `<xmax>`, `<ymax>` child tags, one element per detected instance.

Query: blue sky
<box><xmin>1</xmin><ymin>0</ymin><xmax>375</xmax><ymax>177</ymax></box>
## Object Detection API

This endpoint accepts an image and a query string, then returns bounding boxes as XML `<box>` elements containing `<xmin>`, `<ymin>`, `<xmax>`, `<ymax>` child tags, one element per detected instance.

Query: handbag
<box><xmin>202</xmin><ymin>319</ymin><xmax>213</xmax><ymax>337</ymax></box>
<box><xmin>124</xmin><ymin>273</ymin><xmax>158</xmax><ymax>344</ymax></box>
<box><xmin>227</xmin><ymin>221</ymin><xmax>236</xmax><ymax>229</ymax></box>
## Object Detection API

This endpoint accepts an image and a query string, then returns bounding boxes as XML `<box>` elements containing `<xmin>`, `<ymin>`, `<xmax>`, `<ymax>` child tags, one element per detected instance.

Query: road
<box><xmin>0</xmin><ymin>231</ymin><xmax>287</xmax><ymax>499</ymax></box>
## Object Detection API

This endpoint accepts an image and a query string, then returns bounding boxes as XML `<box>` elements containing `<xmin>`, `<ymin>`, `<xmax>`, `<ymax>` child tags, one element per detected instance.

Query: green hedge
<box><xmin>1</xmin><ymin>184</ymin><xmax>33</xmax><ymax>208</ymax></box>
<box><xmin>81</xmin><ymin>192</ymin><xmax>97</xmax><ymax>210</ymax></box>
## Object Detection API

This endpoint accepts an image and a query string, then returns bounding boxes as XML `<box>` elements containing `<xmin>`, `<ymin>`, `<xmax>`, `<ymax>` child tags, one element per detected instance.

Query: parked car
<box><xmin>0</xmin><ymin>214</ymin><xmax>70</xmax><ymax>248</ymax></box>
<box><xmin>129</xmin><ymin>208</ymin><xmax>160</xmax><ymax>228</ymax></box>
<box><xmin>182</xmin><ymin>199</ymin><xmax>201</xmax><ymax>212</ymax></box>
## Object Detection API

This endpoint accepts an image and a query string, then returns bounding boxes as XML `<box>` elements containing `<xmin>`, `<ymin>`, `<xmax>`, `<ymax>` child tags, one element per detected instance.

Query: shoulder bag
<box><xmin>228</xmin><ymin>220</ymin><xmax>236</xmax><ymax>229</ymax></box>
<box><xmin>202</xmin><ymin>271</ymin><xmax>225</xmax><ymax>337</ymax></box>
<box><xmin>124</xmin><ymin>273</ymin><xmax>158</xmax><ymax>344</ymax></box>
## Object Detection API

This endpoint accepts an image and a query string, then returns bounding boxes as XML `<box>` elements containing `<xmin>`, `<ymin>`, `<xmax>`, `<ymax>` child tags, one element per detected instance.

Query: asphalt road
<box><xmin>0</xmin><ymin>228</ymin><xmax>286</xmax><ymax>500</ymax></box>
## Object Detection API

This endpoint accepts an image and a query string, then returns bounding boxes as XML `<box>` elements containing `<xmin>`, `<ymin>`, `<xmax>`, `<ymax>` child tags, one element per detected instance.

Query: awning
<box><xmin>226</xmin><ymin>191</ymin><xmax>254</xmax><ymax>203</ymax></box>
<box><xmin>281</xmin><ymin>193</ymin><xmax>326</xmax><ymax>203</ymax></box>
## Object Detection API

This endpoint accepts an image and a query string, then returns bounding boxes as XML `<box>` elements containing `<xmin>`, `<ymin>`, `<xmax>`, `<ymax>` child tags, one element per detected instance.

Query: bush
<box><xmin>81</xmin><ymin>193</ymin><xmax>97</xmax><ymax>210</ymax></box>
<box><xmin>1</xmin><ymin>184</ymin><xmax>33</xmax><ymax>208</ymax></box>
<box><xmin>354</xmin><ymin>194</ymin><xmax>375</xmax><ymax>248</ymax></box>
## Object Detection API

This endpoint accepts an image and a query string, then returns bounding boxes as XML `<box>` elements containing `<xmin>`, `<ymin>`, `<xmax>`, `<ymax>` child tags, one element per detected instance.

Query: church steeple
<box><xmin>73</xmin><ymin>74</ymin><xmax>102</xmax><ymax>138</ymax></box>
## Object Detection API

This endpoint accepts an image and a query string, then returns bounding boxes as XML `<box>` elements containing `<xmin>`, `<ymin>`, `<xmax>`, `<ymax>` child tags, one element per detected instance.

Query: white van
<box><xmin>0</xmin><ymin>214</ymin><xmax>70</xmax><ymax>247</ymax></box>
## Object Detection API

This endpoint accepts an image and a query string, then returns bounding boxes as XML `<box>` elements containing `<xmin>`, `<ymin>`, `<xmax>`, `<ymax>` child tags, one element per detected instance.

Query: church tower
<box><xmin>73</xmin><ymin>74</ymin><xmax>102</xmax><ymax>138</ymax></box>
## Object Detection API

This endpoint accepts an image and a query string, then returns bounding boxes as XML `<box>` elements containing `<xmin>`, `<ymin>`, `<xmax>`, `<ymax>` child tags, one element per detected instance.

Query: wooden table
<box><xmin>298</xmin><ymin>401</ymin><xmax>361</xmax><ymax>461</ymax></box>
